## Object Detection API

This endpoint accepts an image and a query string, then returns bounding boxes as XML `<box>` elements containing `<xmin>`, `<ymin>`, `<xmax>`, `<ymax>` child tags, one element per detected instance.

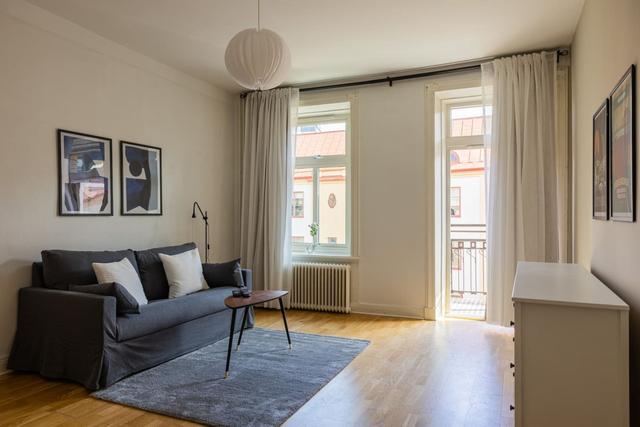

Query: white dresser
<box><xmin>512</xmin><ymin>261</ymin><xmax>629</xmax><ymax>427</ymax></box>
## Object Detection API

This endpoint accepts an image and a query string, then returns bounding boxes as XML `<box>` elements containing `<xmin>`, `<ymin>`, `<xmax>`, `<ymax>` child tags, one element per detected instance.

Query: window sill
<box><xmin>292</xmin><ymin>253</ymin><xmax>359</xmax><ymax>263</ymax></box>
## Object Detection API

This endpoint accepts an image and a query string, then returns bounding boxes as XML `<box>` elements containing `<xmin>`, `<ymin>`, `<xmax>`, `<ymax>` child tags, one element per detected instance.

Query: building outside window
<box><xmin>450</xmin><ymin>186</ymin><xmax>461</xmax><ymax>218</ymax></box>
<box><xmin>292</xmin><ymin>191</ymin><xmax>305</xmax><ymax>218</ymax></box>
<box><xmin>292</xmin><ymin>101</ymin><xmax>351</xmax><ymax>255</ymax></box>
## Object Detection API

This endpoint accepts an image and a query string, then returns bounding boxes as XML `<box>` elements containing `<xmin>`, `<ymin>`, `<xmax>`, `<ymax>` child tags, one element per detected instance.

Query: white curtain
<box><xmin>482</xmin><ymin>52</ymin><xmax>561</xmax><ymax>325</ymax></box>
<box><xmin>239</xmin><ymin>88</ymin><xmax>299</xmax><ymax>308</ymax></box>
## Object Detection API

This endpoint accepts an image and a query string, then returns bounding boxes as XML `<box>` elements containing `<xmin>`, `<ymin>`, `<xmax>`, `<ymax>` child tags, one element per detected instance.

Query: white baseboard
<box><xmin>0</xmin><ymin>356</ymin><xmax>9</xmax><ymax>376</ymax></box>
<box><xmin>351</xmin><ymin>302</ymin><xmax>425</xmax><ymax>319</ymax></box>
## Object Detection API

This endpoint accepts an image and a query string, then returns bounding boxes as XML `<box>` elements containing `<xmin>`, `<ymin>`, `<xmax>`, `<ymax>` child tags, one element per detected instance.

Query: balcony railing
<box><xmin>450</xmin><ymin>224</ymin><xmax>487</xmax><ymax>295</ymax></box>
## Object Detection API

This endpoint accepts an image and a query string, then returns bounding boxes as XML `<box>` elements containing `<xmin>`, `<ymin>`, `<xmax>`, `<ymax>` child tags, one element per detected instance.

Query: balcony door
<box><xmin>443</xmin><ymin>100</ymin><xmax>487</xmax><ymax>320</ymax></box>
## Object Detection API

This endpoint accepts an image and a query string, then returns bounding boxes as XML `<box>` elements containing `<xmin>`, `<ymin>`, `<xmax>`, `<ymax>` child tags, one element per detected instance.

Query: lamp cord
<box><xmin>257</xmin><ymin>0</ymin><xmax>261</xmax><ymax>31</ymax></box>
<box><xmin>207</xmin><ymin>218</ymin><xmax>211</xmax><ymax>261</ymax></box>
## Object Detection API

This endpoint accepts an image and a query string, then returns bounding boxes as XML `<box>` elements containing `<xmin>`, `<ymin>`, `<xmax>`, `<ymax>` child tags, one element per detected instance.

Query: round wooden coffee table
<box><xmin>223</xmin><ymin>290</ymin><xmax>291</xmax><ymax>378</ymax></box>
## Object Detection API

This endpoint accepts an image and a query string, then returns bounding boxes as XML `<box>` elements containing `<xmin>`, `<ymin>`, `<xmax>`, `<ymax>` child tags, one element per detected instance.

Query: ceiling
<box><xmin>27</xmin><ymin>0</ymin><xmax>585</xmax><ymax>92</ymax></box>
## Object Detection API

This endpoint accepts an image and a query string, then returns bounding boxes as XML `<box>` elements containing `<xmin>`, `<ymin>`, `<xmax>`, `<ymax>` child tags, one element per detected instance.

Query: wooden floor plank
<box><xmin>0</xmin><ymin>309</ymin><xmax>513</xmax><ymax>426</ymax></box>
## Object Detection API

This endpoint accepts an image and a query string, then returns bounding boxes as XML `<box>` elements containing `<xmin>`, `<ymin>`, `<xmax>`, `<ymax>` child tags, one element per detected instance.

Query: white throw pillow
<box><xmin>92</xmin><ymin>258</ymin><xmax>148</xmax><ymax>306</ymax></box>
<box><xmin>159</xmin><ymin>248</ymin><xmax>208</xmax><ymax>298</ymax></box>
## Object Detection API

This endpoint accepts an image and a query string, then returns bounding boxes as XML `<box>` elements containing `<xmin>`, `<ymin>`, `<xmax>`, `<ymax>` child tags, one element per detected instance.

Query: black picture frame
<box><xmin>609</xmin><ymin>64</ymin><xmax>636</xmax><ymax>222</ymax></box>
<box><xmin>57</xmin><ymin>129</ymin><xmax>113</xmax><ymax>216</ymax></box>
<box><xmin>120</xmin><ymin>140</ymin><xmax>163</xmax><ymax>216</ymax></box>
<box><xmin>593</xmin><ymin>99</ymin><xmax>609</xmax><ymax>220</ymax></box>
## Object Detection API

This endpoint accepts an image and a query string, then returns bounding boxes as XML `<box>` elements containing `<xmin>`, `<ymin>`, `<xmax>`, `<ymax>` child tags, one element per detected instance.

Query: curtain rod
<box><xmin>298</xmin><ymin>48</ymin><xmax>569</xmax><ymax>93</ymax></box>
<box><xmin>299</xmin><ymin>63</ymin><xmax>482</xmax><ymax>93</ymax></box>
<box><xmin>240</xmin><ymin>48</ymin><xmax>569</xmax><ymax>97</ymax></box>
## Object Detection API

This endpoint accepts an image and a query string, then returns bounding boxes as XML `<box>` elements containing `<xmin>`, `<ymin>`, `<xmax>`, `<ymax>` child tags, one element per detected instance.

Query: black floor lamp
<box><xmin>192</xmin><ymin>201</ymin><xmax>210</xmax><ymax>263</ymax></box>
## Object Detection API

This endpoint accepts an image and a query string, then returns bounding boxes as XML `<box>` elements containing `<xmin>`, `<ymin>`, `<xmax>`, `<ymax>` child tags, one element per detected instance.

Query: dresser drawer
<box><xmin>512</xmin><ymin>262</ymin><xmax>628</xmax><ymax>427</ymax></box>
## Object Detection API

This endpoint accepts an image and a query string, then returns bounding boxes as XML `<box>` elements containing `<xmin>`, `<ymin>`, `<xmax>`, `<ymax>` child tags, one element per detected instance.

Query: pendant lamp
<box><xmin>224</xmin><ymin>0</ymin><xmax>291</xmax><ymax>90</ymax></box>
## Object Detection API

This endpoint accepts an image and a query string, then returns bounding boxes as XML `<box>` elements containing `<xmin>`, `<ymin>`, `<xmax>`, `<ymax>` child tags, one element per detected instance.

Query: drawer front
<box><xmin>515</xmin><ymin>302</ymin><xmax>627</xmax><ymax>426</ymax></box>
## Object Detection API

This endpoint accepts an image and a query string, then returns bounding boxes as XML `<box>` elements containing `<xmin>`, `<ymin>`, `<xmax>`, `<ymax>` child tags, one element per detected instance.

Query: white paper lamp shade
<box><xmin>224</xmin><ymin>28</ymin><xmax>291</xmax><ymax>90</ymax></box>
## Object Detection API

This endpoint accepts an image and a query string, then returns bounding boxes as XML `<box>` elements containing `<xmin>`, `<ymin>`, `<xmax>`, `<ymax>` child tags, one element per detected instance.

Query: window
<box><xmin>292</xmin><ymin>168</ymin><xmax>314</xmax><ymax>244</ymax></box>
<box><xmin>450</xmin><ymin>186</ymin><xmax>461</xmax><ymax>217</ymax></box>
<box><xmin>292</xmin><ymin>191</ymin><xmax>305</xmax><ymax>218</ymax></box>
<box><xmin>292</xmin><ymin>101</ymin><xmax>351</xmax><ymax>255</ymax></box>
<box><xmin>449</xmin><ymin>105</ymin><xmax>491</xmax><ymax>137</ymax></box>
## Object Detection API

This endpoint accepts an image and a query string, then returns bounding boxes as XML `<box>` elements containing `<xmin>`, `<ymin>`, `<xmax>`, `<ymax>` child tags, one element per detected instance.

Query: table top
<box><xmin>512</xmin><ymin>262</ymin><xmax>628</xmax><ymax>311</ymax></box>
<box><xmin>224</xmin><ymin>290</ymin><xmax>288</xmax><ymax>309</ymax></box>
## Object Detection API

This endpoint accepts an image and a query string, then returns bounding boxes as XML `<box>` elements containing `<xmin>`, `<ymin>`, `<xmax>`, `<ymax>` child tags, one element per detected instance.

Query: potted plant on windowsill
<box><xmin>306</xmin><ymin>223</ymin><xmax>319</xmax><ymax>254</ymax></box>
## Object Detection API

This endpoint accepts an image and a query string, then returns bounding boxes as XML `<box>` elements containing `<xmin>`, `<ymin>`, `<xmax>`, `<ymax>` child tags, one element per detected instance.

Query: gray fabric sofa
<box><xmin>8</xmin><ymin>243</ymin><xmax>253</xmax><ymax>390</ymax></box>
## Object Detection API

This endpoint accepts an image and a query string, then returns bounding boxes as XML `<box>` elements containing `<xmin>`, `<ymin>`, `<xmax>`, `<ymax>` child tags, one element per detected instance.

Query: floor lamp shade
<box><xmin>224</xmin><ymin>28</ymin><xmax>291</xmax><ymax>90</ymax></box>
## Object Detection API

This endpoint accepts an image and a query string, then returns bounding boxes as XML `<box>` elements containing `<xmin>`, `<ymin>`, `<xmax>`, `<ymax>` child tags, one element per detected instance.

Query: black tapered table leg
<box><xmin>278</xmin><ymin>297</ymin><xmax>292</xmax><ymax>349</ymax></box>
<box><xmin>236</xmin><ymin>307</ymin><xmax>249</xmax><ymax>350</ymax></box>
<box><xmin>225</xmin><ymin>308</ymin><xmax>237</xmax><ymax>378</ymax></box>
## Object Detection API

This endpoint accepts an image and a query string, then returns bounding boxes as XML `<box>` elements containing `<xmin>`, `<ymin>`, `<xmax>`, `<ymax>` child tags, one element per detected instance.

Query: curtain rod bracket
<box><xmin>557</xmin><ymin>48</ymin><xmax>570</xmax><ymax>63</ymax></box>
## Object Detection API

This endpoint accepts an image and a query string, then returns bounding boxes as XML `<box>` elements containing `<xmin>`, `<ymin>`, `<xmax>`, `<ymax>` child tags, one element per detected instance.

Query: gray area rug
<box><xmin>93</xmin><ymin>328</ymin><xmax>369</xmax><ymax>426</ymax></box>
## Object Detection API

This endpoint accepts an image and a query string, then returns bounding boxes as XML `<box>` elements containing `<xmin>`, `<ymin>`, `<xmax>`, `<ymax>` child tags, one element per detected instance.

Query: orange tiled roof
<box><xmin>295</xmin><ymin>131</ymin><xmax>345</xmax><ymax>157</ymax></box>
<box><xmin>451</xmin><ymin>147</ymin><xmax>485</xmax><ymax>172</ymax></box>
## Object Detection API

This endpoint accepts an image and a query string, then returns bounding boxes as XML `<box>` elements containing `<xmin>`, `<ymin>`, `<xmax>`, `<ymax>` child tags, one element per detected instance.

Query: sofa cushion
<box><xmin>134</xmin><ymin>242</ymin><xmax>196</xmax><ymax>300</ymax></box>
<box><xmin>160</xmin><ymin>249</ymin><xmax>208</xmax><ymax>298</ymax></box>
<box><xmin>70</xmin><ymin>282</ymin><xmax>141</xmax><ymax>315</ymax></box>
<box><xmin>92</xmin><ymin>258</ymin><xmax>148</xmax><ymax>305</ymax></box>
<box><xmin>116</xmin><ymin>286</ymin><xmax>235</xmax><ymax>341</ymax></box>
<box><xmin>203</xmin><ymin>258</ymin><xmax>244</xmax><ymax>288</ymax></box>
<box><xmin>32</xmin><ymin>262</ymin><xmax>45</xmax><ymax>287</ymax></box>
<box><xmin>41</xmin><ymin>249</ymin><xmax>139</xmax><ymax>290</ymax></box>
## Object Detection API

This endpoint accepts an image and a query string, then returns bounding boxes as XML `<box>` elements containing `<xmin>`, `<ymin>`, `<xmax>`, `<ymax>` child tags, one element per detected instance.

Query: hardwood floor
<box><xmin>0</xmin><ymin>309</ymin><xmax>514</xmax><ymax>427</ymax></box>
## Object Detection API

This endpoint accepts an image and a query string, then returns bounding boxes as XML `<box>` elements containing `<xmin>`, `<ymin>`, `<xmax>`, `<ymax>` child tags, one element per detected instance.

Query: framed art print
<box><xmin>58</xmin><ymin>129</ymin><xmax>113</xmax><ymax>216</ymax></box>
<box><xmin>609</xmin><ymin>65</ymin><xmax>636</xmax><ymax>222</ymax></box>
<box><xmin>120</xmin><ymin>141</ymin><xmax>162</xmax><ymax>215</ymax></box>
<box><xmin>593</xmin><ymin>100</ymin><xmax>609</xmax><ymax>220</ymax></box>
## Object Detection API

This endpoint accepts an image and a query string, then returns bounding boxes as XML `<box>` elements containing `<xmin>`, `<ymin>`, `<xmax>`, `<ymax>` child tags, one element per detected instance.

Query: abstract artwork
<box><xmin>58</xmin><ymin>129</ymin><xmax>112</xmax><ymax>216</ymax></box>
<box><xmin>120</xmin><ymin>141</ymin><xmax>162</xmax><ymax>215</ymax></box>
<box><xmin>609</xmin><ymin>65</ymin><xmax>636</xmax><ymax>222</ymax></box>
<box><xmin>593</xmin><ymin>100</ymin><xmax>609</xmax><ymax>220</ymax></box>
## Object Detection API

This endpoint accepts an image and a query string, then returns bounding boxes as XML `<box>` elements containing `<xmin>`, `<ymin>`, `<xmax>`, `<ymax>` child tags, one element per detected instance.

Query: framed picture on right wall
<box><xmin>609</xmin><ymin>64</ymin><xmax>636</xmax><ymax>222</ymax></box>
<box><xmin>593</xmin><ymin>100</ymin><xmax>609</xmax><ymax>220</ymax></box>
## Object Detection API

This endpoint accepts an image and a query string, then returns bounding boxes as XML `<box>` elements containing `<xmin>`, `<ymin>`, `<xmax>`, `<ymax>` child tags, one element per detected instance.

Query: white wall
<box><xmin>571</xmin><ymin>0</ymin><xmax>640</xmax><ymax>417</ymax></box>
<box><xmin>0</xmin><ymin>0</ymin><xmax>236</xmax><ymax>371</ymax></box>
<box><xmin>344</xmin><ymin>73</ymin><xmax>480</xmax><ymax>318</ymax></box>
<box><xmin>353</xmin><ymin>81</ymin><xmax>429</xmax><ymax>317</ymax></box>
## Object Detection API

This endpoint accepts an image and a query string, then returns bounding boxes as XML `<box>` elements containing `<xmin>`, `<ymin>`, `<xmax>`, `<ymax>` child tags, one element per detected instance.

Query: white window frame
<box><xmin>292</xmin><ymin>111</ymin><xmax>352</xmax><ymax>256</ymax></box>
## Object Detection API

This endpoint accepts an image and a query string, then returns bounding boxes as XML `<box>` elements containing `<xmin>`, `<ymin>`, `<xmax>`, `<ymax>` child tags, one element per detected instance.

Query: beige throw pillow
<box><xmin>92</xmin><ymin>257</ymin><xmax>148</xmax><ymax>305</ymax></box>
<box><xmin>159</xmin><ymin>248</ymin><xmax>208</xmax><ymax>298</ymax></box>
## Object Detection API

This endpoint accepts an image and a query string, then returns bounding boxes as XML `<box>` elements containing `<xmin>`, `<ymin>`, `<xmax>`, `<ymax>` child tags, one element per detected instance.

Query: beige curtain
<box><xmin>555</xmin><ymin>55</ymin><xmax>572</xmax><ymax>263</ymax></box>
<box><xmin>482</xmin><ymin>51</ymin><xmax>569</xmax><ymax>325</ymax></box>
<box><xmin>239</xmin><ymin>88</ymin><xmax>299</xmax><ymax>308</ymax></box>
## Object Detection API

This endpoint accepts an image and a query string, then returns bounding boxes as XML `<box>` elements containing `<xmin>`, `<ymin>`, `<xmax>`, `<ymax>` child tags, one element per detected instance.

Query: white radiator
<box><xmin>291</xmin><ymin>262</ymin><xmax>351</xmax><ymax>313</ymax></box>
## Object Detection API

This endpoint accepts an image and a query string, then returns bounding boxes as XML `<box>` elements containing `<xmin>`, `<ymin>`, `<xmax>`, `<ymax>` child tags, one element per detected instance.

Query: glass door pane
<box><xmin>447</xmin><ymin>147</ymin><xmax>487</xmax><ymax>319</ymax></box>
<box><xmin>292</xmin><ymin>168</ymin><xmax>314</xmax><ymax>244</ymax></box>
<box><xmin>318</xmin><ymin>167</ymin><xmax>346</xmax><ymax>245</ymax></box>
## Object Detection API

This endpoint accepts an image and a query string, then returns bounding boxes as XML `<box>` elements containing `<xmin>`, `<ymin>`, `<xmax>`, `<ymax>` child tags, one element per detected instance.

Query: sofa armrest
<box><xmin>241</xmin><ymin>269</ymin><xmax>252</xmax><ymax>291</ymax></box>
<box><xmin>8</xmin><ymin>287</ymin><xmax>117</xmax><ymax>389</ymax></box>
<box><xmin>15</xmin><ymin>287</ymin><xmax>117</xmax><ymax>337</ymax></box>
